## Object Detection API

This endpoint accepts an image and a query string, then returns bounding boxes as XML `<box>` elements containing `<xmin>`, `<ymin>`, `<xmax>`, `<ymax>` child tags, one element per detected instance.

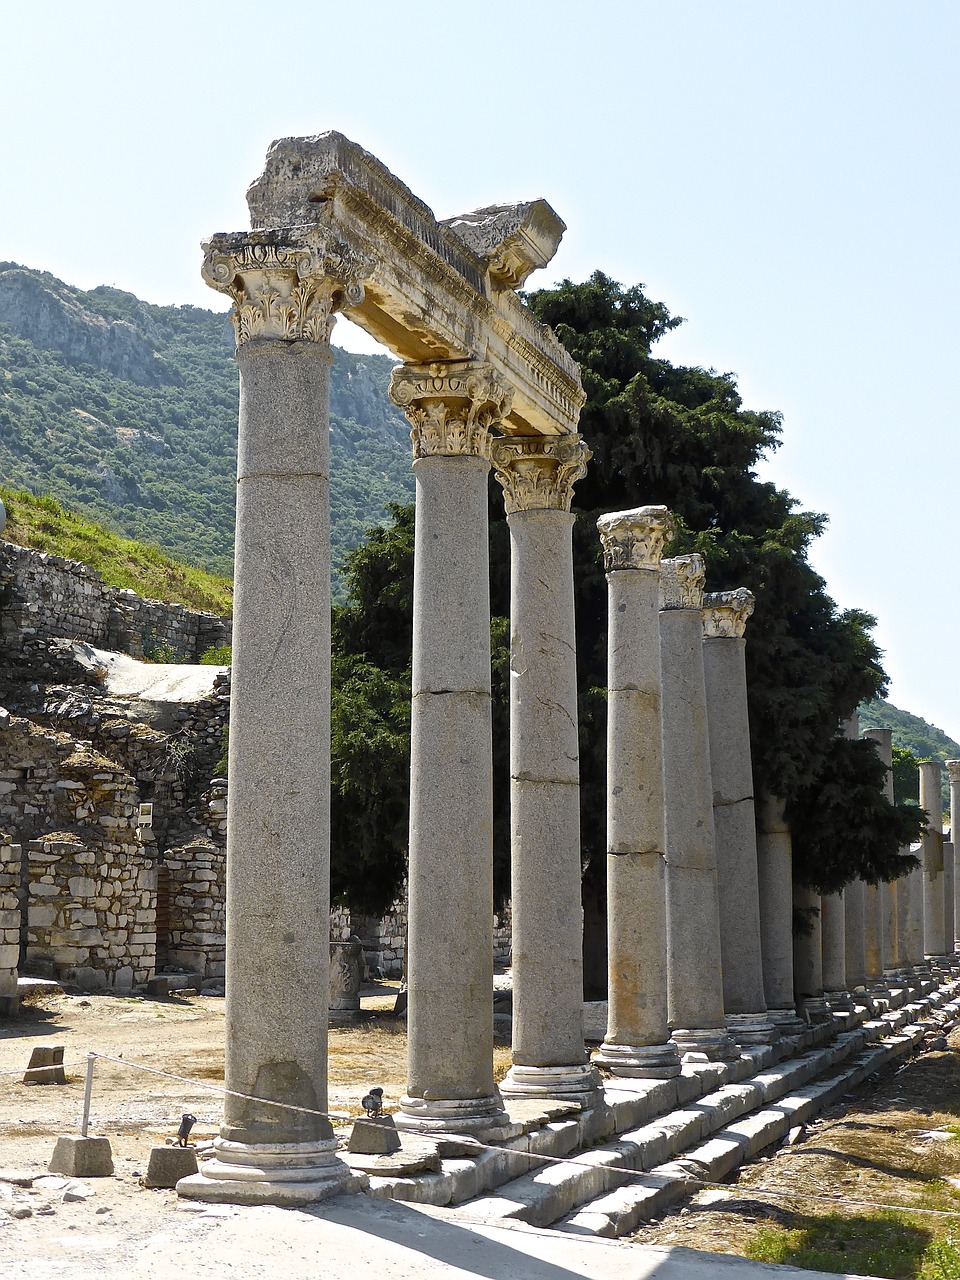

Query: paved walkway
<box><xmin>3</xmin><ymin>1192</ymin><xmax>879</xmax><ymax>1280</ymax></box>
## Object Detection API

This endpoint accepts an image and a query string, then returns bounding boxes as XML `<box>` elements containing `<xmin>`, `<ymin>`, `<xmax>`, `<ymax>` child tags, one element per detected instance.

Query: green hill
<box><xmin>858</xmin><ymin>699</ymin><xmax>960</xmax><ymax>766</ymax></box>
<box><xmin>0</xmin><ymin>263</ymin><xmax>413</xmax><ymax>590</ymax></box>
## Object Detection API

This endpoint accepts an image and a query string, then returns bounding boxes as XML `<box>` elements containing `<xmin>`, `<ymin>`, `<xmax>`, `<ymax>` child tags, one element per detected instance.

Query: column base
<box><xmin>725</xmin><ymin>1013</ymin><xmax>781</xmax><ymax>1046</ymax></box>
<box><xmin>824</xmin><ymin>989</ymin><xmax>855</xmax><ymax>1013</ymax></box>
<box><xmin>500</xmin><ymin>1061</ymin><xmax>605</xmax><ymax>1106</ymax></box>
<box><xmin>766</xmin><ymin>1007</ymin><xmax>807</xmax><ymax>1037</ymax></box>
<box><xmin>593</xmin><ymin>1039</ymin><xmax>682</xmax><ymax>1079</ymax></box>
<box><xmin>395</xmin><ymin>1093</ymin><xmax>509</xmax><ymax>1135</ymax></box>
<box><xmin>671</xmin><ymin>1027</ymin><xmax>740</xmax><ymax>1062</ymax></box>
<box><xmin>176</xmin><ymin>1137</ymin><xmax>364</xmax><ymax>1207</ymax></box>
<box><xmin>799</xmin><ymin>996</ymin><xmax>832</xmax><ymax>1024</ymax></box>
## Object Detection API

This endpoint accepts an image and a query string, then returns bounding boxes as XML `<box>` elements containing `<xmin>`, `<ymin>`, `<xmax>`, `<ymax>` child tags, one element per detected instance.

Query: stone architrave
<box><xmin>701</xmin><ymin>589</ymin><xmax>776</xmax><ymax>1045</ymax></box>
<box><xmin>490</xmin><ymin>435</ymin><xmax>602</xmax><ymax>1105</ymax></box>
<box><xmin>659</xmin><ymin>556</ymin><xmax>738</xmax><ymax>1062</ymax></box>
<box><xmin>920</xmin><ymin>759</ymin><xmax>946</xmax><ymax>959</ymax></box>
<box><xmin>178</xmin><ymin>225</ymin><xmax>372</xmax><ymax>1206</ymax></box>
<box><xmin>793</xmin><ymin>885</ymin><xmax>829</xmax><ymax>1022</ymax></box>
<box><xmin>592</xmin><ymin>508</ymin><xmax>681</xmax><ymax>1079</ymax></box>
<box><xmin>756</xmin><ymin>792</ymin><xmax>805</xmax><ymax>1034</ymax></box>
<box><xmin>948</xmin><ymin>762</ymin><xmax>960</xmax><ymax>950</ymax></box>
<box><xmin>390</xmin><ymin>361</ymin><xmax>510</xmax><ymax>1134</ymax></box>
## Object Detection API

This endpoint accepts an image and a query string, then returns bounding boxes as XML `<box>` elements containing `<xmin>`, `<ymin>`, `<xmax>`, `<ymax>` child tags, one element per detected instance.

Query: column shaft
<box><xmin>844</xmin><ymin>881</ymin><xmax>867</xmax><ymax>988</ymax></box>
<box><xmin>821</xmin><ymin>892</ymin><xmax>848</xmax><ymax>999</ymax></box>
<box><xmin>757</xmin><ymin>792</ymin><xmax>804</xmax><ymax>1032</ymax></box>
<box><xmin>920</xmin><ymin>760</ymin><xmax>946</xmax><ymax>958</ymax></box>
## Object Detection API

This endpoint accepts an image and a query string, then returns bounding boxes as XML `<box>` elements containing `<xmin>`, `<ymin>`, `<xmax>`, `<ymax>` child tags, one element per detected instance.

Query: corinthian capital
<box><xmin>659</xmin><ymin>554</ymin><xmax>706</xmax><ymax>611</ymax></box>
<box><xmin>489</xmin><ymin>434</ymin><xmax>590</xmax><ymax>514</ymax></box>
<box><xmin>596</xmin><ymin>506</ymin><xmax>675</xmax><ymax>572</ymax></box>
<box><xmin>201</xmin><ymin>223</ymin><xmax>374</xmax><ymax>347</ymax></box>
<box><xmin>389</xmin><ymin>361</ymin><xmax>512</xmax><ymax>460</ymax></box>
<box><xmin>946</xmin><ymin>761</ymin><xmax>960</xmax><ymax>786</ymax></box>
<box><xmin>702</xmin><ymin>588</ymin><xmax>755</xmax><ymax>639</ymax></box>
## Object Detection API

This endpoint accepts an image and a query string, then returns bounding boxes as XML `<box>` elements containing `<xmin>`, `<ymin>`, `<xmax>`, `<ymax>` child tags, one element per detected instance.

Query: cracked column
<box><xmin>701</xmin><ymin>589</ymin><xmax>776</xmax><ymax>1045</ymax></box>
<box><xmin>948</xmin><ymin>762</ymin><xmax>960</xmax><ymax>954</ymax></box>
<box><xmin>863</xmin><ymin>727</ymin><xmax>897</xmax><ymax>981</ymax></box>
<box><xmin>756</xmin><ymin>793</ymin><xmax>806</xmax><ymax>1034</ymax></box>
<box><xmin>390</xmin><ymin>361</ymin><xmax>509</xmax><ymax>1134</ymax></box>
<box><xmin>593</xmin><ymin>508</ymin><xmax>681</xmax><ymax>1079</ymax></box>
<box><xmin>920</xmin><ymin>759</ymin><xmax>946</xmax><ymax>961</ymax></box>
<box><xmin>660</xmin><ymin>556</ymin><xmax>738</xmax><ymax>1061</ymax></box>
<box><xmin>179</xmin><ymin>226</ymin><xmax>370</xmax><ymax>1205</ymax></box>
<box><xmin>490</xmin><ymin>435</ymin><xmax>602</xmax><ymax>1106</ymax></box>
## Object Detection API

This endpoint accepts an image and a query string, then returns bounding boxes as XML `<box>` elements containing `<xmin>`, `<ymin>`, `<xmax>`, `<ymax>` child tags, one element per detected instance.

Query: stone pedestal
<box><xmin>329</xmin><ymin>937</ymin><xmax>364</xmax><ymax>1026</ymax></box>
<box><xmin>660</xmin><ymin>557</ymin><xmax>738</xmax><ymax>1062</ymax></box>
<box><xmin>701</xmin><ymin>589</ymin><xmax>776</xmax><ymax>1046</ymax></box>
<box><xmin>593</xmin><ymin>508</ymin><xmax>681</xmax><ymax>1079</ymax></box>
<box><xmin>756</xmin><ymin>792</ymin><xmax>805</xmax><ymax>1034</ymax></box>
<box><xmin>492</xmin><ymin>435</ymin><xmax>601</xmax><ymax>1107</ymax></box>
<box><xmin>179</xmin><ymin>228</ymin><xmax>368</xmax><ymax>1205</ymax></box>
<box><xmin>390</xmin><ymin>361</ymin><xmax>509</xmax><ymax>1134</ymax></box>
<box><xmin>920</xmin><ymin>759</ymin><xmax>946</xmax><ymax>959</ymax></box>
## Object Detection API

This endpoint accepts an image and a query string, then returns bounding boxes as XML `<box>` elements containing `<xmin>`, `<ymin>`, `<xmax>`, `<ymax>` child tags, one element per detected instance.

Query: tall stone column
<box><xmin>821</xmin><ymin>892</ymin><xmax>850</xmax><ymax>1007</ymax></box>
<box><xmin>660</xmin><ymin>557</ymin><xmax>738</xmax><ymax>1061</ymax></box>
<box><xmin>841</xmin><ymin>714</ymin><xmax>867</xmax><ymax>994</ymax></box>
<box><xmin>793</xmin><ymin>885</ymin><xmax>829</xmax><ymax>1021</ymax></box>
<box><xmin>756</xmin><ymin>793</ymin><xmax>805</xmax><ymax>1034</ymax></box>
<box><xmin>861</xmin><ymin>728</ymin><xmax>889</xmax><ymax>987</ymax></box>
<box><xmin>179</xmin><ymin>227</ymin><xmax>371</xmax><ymax>1205</ymax></box>
<box><xmin>899</xmin><ymin>853</ymin><xmax>926</xmax><ymax>972</ymax></box>
<box><xmin>920</xmin><ymin>759</ymin><xmax>946</xmax><ymax>959</ymax></box>
<box><xmin>490</xmin><ymin>435</ymin><xmax>602</xmax><ymax>1105</ymax></box>
<box><xmin>701</xmin><ymin>590</ymin><xmax>776</xmax><ymax>1045</ymax></box>
<box><xmin>390</xmin><ymin>361</ymin><xmax>509</xmax><ymax>1134</ymax></box>
<box><xmin>593</xmin><ymin>508</ymin><xmax>681</xmax><ymax>1079</ymax></box>
<box><xmin>948</xmin><ymin>762</ymin><xmax>960</xmax><ymax>951</ymax></box>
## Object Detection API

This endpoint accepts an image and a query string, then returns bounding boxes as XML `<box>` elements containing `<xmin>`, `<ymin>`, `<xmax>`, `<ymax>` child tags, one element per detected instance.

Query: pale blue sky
<box><xmin>2</xmin><ymin>2</ymin><xmax>958</xmax><ymax>739</ymax></box>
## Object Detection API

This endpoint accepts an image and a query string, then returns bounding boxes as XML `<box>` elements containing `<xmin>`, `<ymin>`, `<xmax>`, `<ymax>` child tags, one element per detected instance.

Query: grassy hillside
<box><xmin>858</xmin><ymin>699</ymin><xmax>960</xmax><ymax>765</ymax></box>
<box><xmin>1</xmin><ymin>486</ymin><xmax>233</xmax><ymax>615</ymax></box>
<box><xmin>0</xmin><ymin>264</ymin><xmax>413</xmax><ymax>589</ymax></box>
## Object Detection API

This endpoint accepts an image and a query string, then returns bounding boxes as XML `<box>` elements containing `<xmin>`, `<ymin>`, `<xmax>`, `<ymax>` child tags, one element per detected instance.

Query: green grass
<box><xmin>1</xmin><ymin>486</ymin><xmax>233</xmax><ymax>615</ymax></box>
<box><xmin>746</xmin><ymin>1211</ymin><xmax>960</xmax><ymax>1279</ymax></box>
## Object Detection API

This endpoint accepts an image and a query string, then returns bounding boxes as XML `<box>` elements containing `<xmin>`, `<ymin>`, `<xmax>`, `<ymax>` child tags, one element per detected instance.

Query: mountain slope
<box><xmin>0</xmin><ymin>263</ymin><xmax>413</xmax><ymax>585</ymax></box>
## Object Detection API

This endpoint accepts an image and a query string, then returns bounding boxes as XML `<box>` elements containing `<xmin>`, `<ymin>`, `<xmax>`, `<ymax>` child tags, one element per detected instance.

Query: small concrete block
<box><xmin>348</xmin><ymin>1117</ymin><xmax>402</xmax><ymax>1155</ymax></box>
<box><xmin>48</xmin><ymin>1136</ymin><xmax>114</xmax><ymax>1177</ymax></box>
<box><xmin>143</xmin><ymin>1146</ymin><xmax>199</xmax><ymax>1188</ymax></box>
<box><xmin>25</xmin><ymin>1046</ymin><xmax>66</xmax><ymax>1085</ymax></box>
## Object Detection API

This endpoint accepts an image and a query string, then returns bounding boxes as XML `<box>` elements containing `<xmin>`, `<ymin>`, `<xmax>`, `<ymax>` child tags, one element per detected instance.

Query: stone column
<box><xmin>660</xmin><ymin>556</ymin><xmax>738</xmax><ymax>1062</ymax></box>
<box><xmin>179</xmin><ymin>227</ymin><xmax>371</xmax><ymax>1205</ymax></box>
<box><xmin>793</xmin><ymin>885</ymin><xmax>829</xmax><ymax>1021</ymax></box>
<box><xmin>390</xmin><ymin>361</ymin><xmax>510</xmax><ymax>1134</ymax></box>
<box><xmin>756</xmin><ymin>793</ymin><xmax>805</xmax><ymax>1034</ymax></box>
<box><xmin>948</xmin><ymin>762</ymin><xmax>960</xmax><ymax>951</ymax></box>
<box><xmin>701</xmin><ymin>589</ymin><xmax>776</xmax><ymax>1045</ymax></box>
<box><xmin>863</xmin><ymin>726</ymin><xmax>900</xmax><ymax>977</ymax></box>
<box><xmin>592</xmin><ymin>508</ymin><xmax>680</xmax><ymax>1079</ymax></box>
<box><xmin>841</xmin><ymin>714</ymin><xmax>867</xmax><ymax>995</ymax></box>
<box><xmin>821</xmin><ymin>893</ymin><xmax>850</xmax><ymax>1009</ymax></box>
<box><xmin>899</xmin><ymin>851</ymin><xmax>926</xmax><ymax>973</ymax></box>
<box><xmin>920</xmin><ymin>759</ymin><xmax>946</xmax><ymax>960</ymax></box>
<box><xmin>490</xmin><ymin>435</ymin><xmax>602</xmax><ymax>1105</ymax></box>
<box><xmin>861</xmin><ymin>728</ymin><xmax>890</xmax><ymax>988</ymax></box>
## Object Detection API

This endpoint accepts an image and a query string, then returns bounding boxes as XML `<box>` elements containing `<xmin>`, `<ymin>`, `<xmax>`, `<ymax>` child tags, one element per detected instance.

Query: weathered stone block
<box><xmin>48</xmin><ymin>1135</ymin><xmax>114</xmax><ymax>1177</ymax></box>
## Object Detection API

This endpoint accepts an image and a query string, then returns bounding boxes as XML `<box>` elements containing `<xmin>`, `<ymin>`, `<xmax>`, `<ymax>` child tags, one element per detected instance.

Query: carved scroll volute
<box><xmin>490</xmin><ymin>434</ymin><xmax>591</xmax><ymax>514</ymax></box>
<box><xmin>659</xmin><ymin>554</ymin><xmax>706</xmax><ymax>610</ymax></box>
<box><xmin>201</xmin><ymin>223</ymin><xmax>374</xmax><ymax>347</ymax></box>
<box><xmin>702</xmin><ymin>587</ymin><xmax>756</xmax><ymax>639</ymax></box>
<box><xmin>596</xmin><ymin>506</ymin><xmax>675</xmax><ymax>572</ymax></box>
<box><xmin>389</xmin><ymin>361</ymin><xmax>513</xmax><ymax>460</ymax></box>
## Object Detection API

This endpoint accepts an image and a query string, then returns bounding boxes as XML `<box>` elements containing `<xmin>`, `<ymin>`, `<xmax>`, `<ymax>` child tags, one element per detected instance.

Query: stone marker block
<box><xmin>24</xmin><ymin>1045</ymin><xmax>66</xmax><ymax>1085</ymax></box>
<box><xmin>143</xmin><ymin>1145</ymin><xmax>199</xmax><ymax>1188</ymax></box>
<box><xmin>0</xmin><ymin>994</ymin><xmax>19</xmax><ymax>1018</ymax></box>
<box><xmin>48</xmin><ymin>1136</ymin><xmax>114</xmax><ymax>1177</ymax></box>
<box><xmin>348</xmin><ymin>1116</ymin><xmax>402</xmax><ymax>1155</ymax></box>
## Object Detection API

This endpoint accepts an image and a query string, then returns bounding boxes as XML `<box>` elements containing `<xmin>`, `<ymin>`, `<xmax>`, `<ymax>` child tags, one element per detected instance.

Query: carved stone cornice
<box><xmin>201</xmin><ymin>223</ymin><xmax>374</xmax><ymax>347</ymax></box>
<box><xmin>489</xmin><ymin>435</ymin><xmax>590</xmax><ymax>514</ymax></box>
<box><xmin>946</xmin><ymin>761</ymin><xmax>960</xmax><ymax>786</ymax></box>
<box><xmin>389</xmin><ymin>361</ymin><xmax>512</xmax><ymax>460</ymax></box>
<box><xmin>596</xmin><ymin>506</ymin><xmax>675</xmax><ymax>572</ymax></box>
<box><xmin>702</xmin><ymin>588</ymin><xmax>755</xmax><ymax>639</ymax></box>
<box><xmin>659</xmin><ymin>554</ymin><xmax>706</xmax><ymax>611</ymax></box>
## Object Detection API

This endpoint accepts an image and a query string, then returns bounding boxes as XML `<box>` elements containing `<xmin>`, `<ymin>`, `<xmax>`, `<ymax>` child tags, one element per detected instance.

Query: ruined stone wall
<box><xmin>0</xmin><ymin>834</ymin><xmax>19</xmax><ymax>1005</ymax></box>
<box><xmin>0</xmin><ymin>541</ymin><xmax>230</xmax><ymax>661</ymax></box>
<box><xmin>26</xmin><ymin>833</ymin><xmax>155</xmax><ymax>990</ymax></box>
<box><xmin>162</xmin><ymin>838</ymin><xmax>226</xmax><ymax>980</ymax></box>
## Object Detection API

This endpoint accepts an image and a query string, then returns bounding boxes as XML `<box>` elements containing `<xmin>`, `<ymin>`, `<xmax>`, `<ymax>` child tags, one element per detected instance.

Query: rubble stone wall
<box><xmin>0</xmin><ymin>541</ymin><xmax>230</xmax><ymax>661</ymax></box>
<box><xmin>162</xmin><ymin>838</ymin><xmax>226</xmax><ymax>980</ymax></box>
<box><xmin>0</xmin><ymin>834</ymin><xmax>20</xmax><ymax>1001</ymax></box>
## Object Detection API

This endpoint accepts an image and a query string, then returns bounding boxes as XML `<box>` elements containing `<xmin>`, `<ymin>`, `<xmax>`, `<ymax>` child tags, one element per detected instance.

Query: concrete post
<box><xmin>920</xmin><ymin>759</ymin><xmax>946</xmax><ymax>960</ymax></box>
<box><xmin>593</xmin><ymin>508</ymin><xmax>681</xmax><ymax>1079</ymax></box>
<box><xmin>179</xmin><ymin>229</ymin><xmax>371</xmax><ymax>1205</ymax></box>
<box><xmin>660</xmin><ymin>557</ymin><xmax>738</xmax><ymax>1062</ymax></box>
<box><xmin>756</xmin><ymin>792</ymin><xmax>805</xmax><ymax>1034</ymax></box>
<box><xmin>491</xmin><ymin>436</ymin><xmax>602</xmax><ymax>1106</ymax></box>
<box><xmin>390</xmin><ymin>361</ymin><xmax>511</xmax><ymax>1134</ymax></box>
<box><xmin>701</xmin><ymin>589</ymin><xmax>776</xmax><ymax>1045</ymax></box>
<box><xmin>793</xmin><ymin>885</ymin><xmax>829</xmax><ymax>1022</ymax></box>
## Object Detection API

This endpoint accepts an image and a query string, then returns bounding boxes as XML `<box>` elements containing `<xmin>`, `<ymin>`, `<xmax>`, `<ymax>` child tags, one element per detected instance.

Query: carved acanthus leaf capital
<box><xmin>596</xmin><ymin>506</ymin><xmax>675</xmax><ymax>572</ymax></box>
<box><xmin>702</xmin><ymin>588</ymin><xmax>755</xmax><ymax>639</ymax></box>
<box><xmin>389</xmin><ymin>361</ymin><xmax>512</xmax><ymax>460</ymax></box>
<box><xmin>659</xmin><ymin>554</ymin><xmax>706</xmax><ymax>611</ymax></box>
<box><xmin>201</xmin><ymin>222</ymin><xmax>374</xmax><ymax>347</ymax></box>
<box><xmin>489</xmin><ymin>434</ymin><xmax>590</xmax><ymax>514</ymax></box>
<box><xmin>946</xmin><ymin>761</ymin><xmax>960</xmax><ymax>786</ymax></box>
